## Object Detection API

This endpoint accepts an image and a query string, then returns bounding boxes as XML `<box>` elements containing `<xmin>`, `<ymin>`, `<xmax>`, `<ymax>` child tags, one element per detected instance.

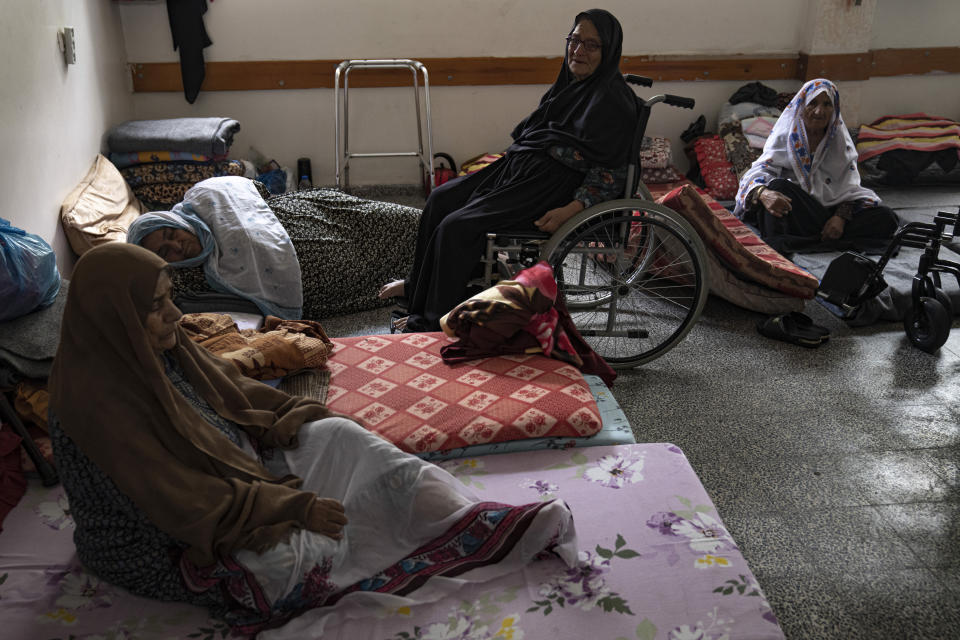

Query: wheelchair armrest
<box><xmin>500</xmin><ymin>230</ymin><xmax>552</xmax><ymax>241</ymax></box>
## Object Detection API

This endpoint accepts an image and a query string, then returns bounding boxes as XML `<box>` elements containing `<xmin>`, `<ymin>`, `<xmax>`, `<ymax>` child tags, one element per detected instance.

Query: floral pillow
<box><xmin>719</xmin><ymin>122</ymin><xmax>762</xmax><ymax>179</ymax></box>
<box><xmin>639</xmin><ymin>136</ymin><xmax>673</xmax><ymax>169</ymax></box>
<box><xmin>693</xmin><ymin>136</ymin><xmax>738</xmax><ymax>200</ymax></box>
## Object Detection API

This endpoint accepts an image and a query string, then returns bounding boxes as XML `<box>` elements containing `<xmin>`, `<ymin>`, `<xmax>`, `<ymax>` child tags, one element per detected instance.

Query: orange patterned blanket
<box><xmin>180</xmin><ymin>313</ymin><xmax>333</xmax><ymax>379</ymax></box>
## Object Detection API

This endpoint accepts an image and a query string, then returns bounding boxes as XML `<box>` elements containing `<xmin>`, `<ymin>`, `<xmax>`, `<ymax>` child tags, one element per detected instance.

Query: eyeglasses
<box><xmin>565</xmin><ymin>36</ymin><xmax>601</xmax><ymax>53</ymax></box>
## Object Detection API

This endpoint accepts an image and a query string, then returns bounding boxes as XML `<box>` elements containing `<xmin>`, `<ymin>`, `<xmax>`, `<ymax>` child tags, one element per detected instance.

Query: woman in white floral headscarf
<box><xmin>734</xmin><ymin>78</ymin><xmax>899</xmax><ymax>254</ymax></box>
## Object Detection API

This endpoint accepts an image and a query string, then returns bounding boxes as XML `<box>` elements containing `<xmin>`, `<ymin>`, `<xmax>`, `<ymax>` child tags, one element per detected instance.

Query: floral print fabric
<box><xmin>121</xmin><ymin>160</ymin><xmax>246</xmax><ymax>208</ymax></box>
<box><xmin>3</xmin><ymin>443</ymin><xmax>782</xmax><ymax>639</ymax></box>
<box><xmin>548</xmin><ymin>145</ymin><xmax>627</xmax><ymax>208</ymax></box>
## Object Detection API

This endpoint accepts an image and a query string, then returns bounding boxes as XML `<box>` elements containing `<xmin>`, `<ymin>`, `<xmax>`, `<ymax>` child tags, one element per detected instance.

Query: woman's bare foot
<box><xmin>378</xmin><ymin>279</ymin><xmax>405</xmax><ymax>299</ymax></box>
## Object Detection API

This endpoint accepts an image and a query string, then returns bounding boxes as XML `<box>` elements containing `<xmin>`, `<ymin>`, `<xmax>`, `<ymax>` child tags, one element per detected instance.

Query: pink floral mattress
<box><xmin>0</xmin><ymin>443</ymin><xmax>783</xmax><ymax>639</ymax></box>
<box><xmin>324</xmin><ymin>333</ymin><xmax>603</xmax><ymax>454</ymax></box>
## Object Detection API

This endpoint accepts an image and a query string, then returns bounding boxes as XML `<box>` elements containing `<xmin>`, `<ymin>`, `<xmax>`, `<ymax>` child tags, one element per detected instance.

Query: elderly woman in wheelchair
<box><xmin>382</xmin><ymin>8</ymin><xmax>709</xmax><ymax>368</ymax></box>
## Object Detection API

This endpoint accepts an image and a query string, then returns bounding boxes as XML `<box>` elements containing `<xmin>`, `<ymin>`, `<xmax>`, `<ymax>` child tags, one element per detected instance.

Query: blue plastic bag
<box><xmin>0</xmin><ymin>218</ymin><xmax>61</xmax><ymax>321</ymax></box>
<box><xmin>256</xmin><ymin>168</ymin><xmax>288</xmax><ymax>195</ymax></box>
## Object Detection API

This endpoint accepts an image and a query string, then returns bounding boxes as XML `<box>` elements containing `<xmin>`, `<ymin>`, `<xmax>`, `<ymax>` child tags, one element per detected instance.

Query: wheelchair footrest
<box><xmin>579</xmin><ymin>328</ymin><xmax>650</xmax><ymax>339</ymax></box>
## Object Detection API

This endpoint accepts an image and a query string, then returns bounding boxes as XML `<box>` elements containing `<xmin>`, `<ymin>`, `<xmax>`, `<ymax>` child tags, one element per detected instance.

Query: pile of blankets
<box><xmin>106</xmin><ymin>117</ymin><xmax>246</xmax><ymax>207</ymax></box>
<box><xmin>682</xmin><ymin>82</ymin><xmax>790</xmax><ymax>201</ymax></box>
<box><xmin>856</xmin><ymin>113</ymin><xmax>960</xmax><ymax>186</ymax></box>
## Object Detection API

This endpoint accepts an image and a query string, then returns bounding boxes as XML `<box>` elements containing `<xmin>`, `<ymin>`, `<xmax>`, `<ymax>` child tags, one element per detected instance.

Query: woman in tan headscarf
<box><xmin>49</xmin><ymin>243</ymin><xmax>576</xmax><ymax>636</ymax></box>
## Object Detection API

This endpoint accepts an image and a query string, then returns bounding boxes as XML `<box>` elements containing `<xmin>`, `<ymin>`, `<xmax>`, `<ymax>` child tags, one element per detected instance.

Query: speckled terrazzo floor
<box><xmin>319</xmin><ymin>184</ymin><xmax>960</xmax><ymax>640</ymax></box>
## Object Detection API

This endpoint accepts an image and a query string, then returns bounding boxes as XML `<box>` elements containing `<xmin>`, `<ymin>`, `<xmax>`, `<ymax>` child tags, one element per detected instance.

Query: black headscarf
<box><xmin>508</xmin><ymin>9</ymin><xmax>637</xmax><ymax>167</ymax></box>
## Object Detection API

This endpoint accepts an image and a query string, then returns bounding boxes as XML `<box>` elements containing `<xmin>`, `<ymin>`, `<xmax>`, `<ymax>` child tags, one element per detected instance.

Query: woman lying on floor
<box><xmin>734</xmin><ymin>78</ymin><xmax>899</xmax><ymax>255</ymax></box>
<box><xmin>49</xmin><ymin>242</ymin><xmax>576</xmax><ymax>637</ymax></box>
<box><xmin>128</xmin><ymin>175</ymin><xmax>420</xmax><ymax>320</ymax></box>
<box><xmin>380</xmin><ymin>8</ymin><xmax>637</xmax><ymax>332</ymax></box>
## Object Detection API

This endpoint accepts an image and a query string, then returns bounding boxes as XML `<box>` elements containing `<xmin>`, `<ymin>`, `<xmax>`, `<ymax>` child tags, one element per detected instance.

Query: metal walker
<box><xmin>334</xmin><ymin>59</ymin><xmax>435</xmax><ymax>190</ymax></box>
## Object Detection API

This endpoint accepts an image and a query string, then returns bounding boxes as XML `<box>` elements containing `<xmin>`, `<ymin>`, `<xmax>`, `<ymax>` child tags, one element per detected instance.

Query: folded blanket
<box><xmin>120</xmin><ymin>160</ymin><xmax>245</xmax><ymax>186</ymax></box>
<box><xmin>180</xmin><ymin>313</ymin><xmax>332</xmax><ymax>380</ymax></box>
<box><xmin>856</xmin><ymin>113</ymin><xmax>960</xmax><ymax>163</ymax></box>
<box><xmin>439</xmin><ymin>262</ymin><xmax>616</xmax><ymax>385</ymax></box>
<box><xmin>0</xmin><ymin>282</ymin><xmax>69</xmax><ymax>386</ymax></box>
<box><xmin>106</xmin><ymin>118</ymin><xmax>240</xmax><ymax>156</ymax></box>
<box><xmin>125</xmin><ymin>161</ymin><xmax>246</xmax><ymax>208</ymax></box>
<box><xmin>109</xmin><ymin>151</ymin><xmax>216</xmax><ymax>169</ymax></box>
<box><xmin>717</xmin><ymin>102</ymin><xmax>781</xmax><ymax>127</ymax></box>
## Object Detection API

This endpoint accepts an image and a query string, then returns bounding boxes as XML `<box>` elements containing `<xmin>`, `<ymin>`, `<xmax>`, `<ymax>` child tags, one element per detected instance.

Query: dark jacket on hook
<box><xmin>167</xmin><ymin>0</ymin><xmax>212</xmax><ymax>104</ymax></box>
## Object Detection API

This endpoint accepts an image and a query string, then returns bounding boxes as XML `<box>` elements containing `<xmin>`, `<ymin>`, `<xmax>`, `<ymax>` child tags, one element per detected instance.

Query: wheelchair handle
<box><xmin>643</xmin><ymin>94</ymin><xmax>696</xmax><ymax>110</ymax></box>
<box><xmin>664</xmin><ymin>94</ymin><xmax>696</xmax><ymax>109</ymax></box>
<box><xmin>624</xmin><ymin>74</ymin><xmax>654</xmax><ymax>87</ymax></box>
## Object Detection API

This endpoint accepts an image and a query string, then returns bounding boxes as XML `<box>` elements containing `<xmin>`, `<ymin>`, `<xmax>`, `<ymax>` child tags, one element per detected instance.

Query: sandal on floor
<box><xmin>756</xmin><ymin>314</ymin><xmax>825</xmax><ymax>348</ymax></box>
<box><xmin>390</xmin><ymin>309</ymin><xmax>408</xmax><ymax>334</ymax></box>
<box><xmin>787</xmin><ymin>311</ymin><xmax>831</xmax><ymax>341</ymax></box>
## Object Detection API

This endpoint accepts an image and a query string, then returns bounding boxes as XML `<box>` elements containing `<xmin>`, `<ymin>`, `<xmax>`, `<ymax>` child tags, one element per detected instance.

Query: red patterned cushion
<box><xmin>325</xmin><ymin>332</ymin><xmax>602</xmax><ymax>454</ymax></box>
<box><xmin>694</xmin><ymin>135</ymin><xmax>738</xmax><ymax>200</ymax></box>
<box><xmin>645</xmin><ymin>178</ymin><xmax>691</xmax><ymax>200</ymax></box>
<box><xmin>657</xmin><ymin>185</ymin><xmax>819</xmax><ymax>298</ymax></box>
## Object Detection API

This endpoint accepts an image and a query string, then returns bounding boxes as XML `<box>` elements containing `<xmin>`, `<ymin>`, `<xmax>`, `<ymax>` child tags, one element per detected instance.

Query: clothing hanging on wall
<box><xmin>166</xmin><ymin>0</ymin><xmax>212</xmax><ymax>104</ymax></box>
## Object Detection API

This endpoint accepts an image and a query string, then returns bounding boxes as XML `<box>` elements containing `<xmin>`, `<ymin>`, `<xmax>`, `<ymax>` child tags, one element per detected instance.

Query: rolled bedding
<box><xmin>106</xmin><ymin>117</ymin><xmax>241</xmax><ymax>157</ymax></box>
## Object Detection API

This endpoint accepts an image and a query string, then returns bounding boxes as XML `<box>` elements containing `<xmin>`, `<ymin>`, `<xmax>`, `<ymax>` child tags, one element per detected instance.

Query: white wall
<box><xmin>120</xmin><ymin>0</ymin><xmax>812</xmax><ymax>187</ymax></box>
<box><xmin>871</xmin><ymin>0</ymin><xmax>960</xmax><ymax>48</ymax></box>
<box><xmin>120</xmin><ymin>1</ymin><xmax>808</xmax><ymax>60</ymax></box>
<box><xmin>118</xmin><ymin>0</ymin><xmax>959</xmax><ymax>188</ymax></box>
<box><xmin>0</xmin><ymin>0</ymin><xmax>134</xmax><ymax>275</ymax></box>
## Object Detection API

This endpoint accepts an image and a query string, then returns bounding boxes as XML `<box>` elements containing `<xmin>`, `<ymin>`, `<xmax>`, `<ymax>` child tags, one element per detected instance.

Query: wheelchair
<box><xmin>818</xmin><ymin>207</ymin><xmax>959</xmax><ymax>353</ymax></box>
<box><xmin>476</xmin><ymin>75</ymin><xmax>710</xmax><ymax>369</ymax></box>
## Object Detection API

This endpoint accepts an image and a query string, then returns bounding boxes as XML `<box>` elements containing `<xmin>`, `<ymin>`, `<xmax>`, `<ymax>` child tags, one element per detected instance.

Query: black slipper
<box><xmin>788</xmin><ymin>311</ymin><xmax>831</xmax><ymax>340</ymax></box>
<box><xmin>756</xmin><ymin>314</ymin><xmax>824</xmax><ymax>348</ymax></box>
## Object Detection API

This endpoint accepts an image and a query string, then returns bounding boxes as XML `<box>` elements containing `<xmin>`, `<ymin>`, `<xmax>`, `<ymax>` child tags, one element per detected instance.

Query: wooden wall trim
<box><xmin>871</xmin><ymin>47</ymin><xmax>960</xmax><ymax>77</ymax></box>
<box><xmin>130</xmin><ymin>47</ymin><xmax>960</xmax><ymax>93</ymax></box>
<box><xmin>620</xmin><ymin>55</ymin><xmax>798</xmax><ymax>83</ymax></box>
<box><xmin>798</xmin><ymin>52</ymin><xmax>872</xmax><ymax>82</ymax></box>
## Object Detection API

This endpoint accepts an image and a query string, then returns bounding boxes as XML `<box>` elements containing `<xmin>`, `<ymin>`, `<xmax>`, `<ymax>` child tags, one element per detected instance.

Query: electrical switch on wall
<box><xmin>58</xmin><ymin>27</ymin><xmax>77</xmax><ymax>65</ymax></box>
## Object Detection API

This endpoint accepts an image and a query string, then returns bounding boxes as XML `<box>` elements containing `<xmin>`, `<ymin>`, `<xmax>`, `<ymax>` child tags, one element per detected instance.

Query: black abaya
<box><xmin>399</xmin><ymin>9</ymin><xmax>637</xmax><ymax>331</ymax></box>
<box><xmin>404</xmin><ymin>152</ymin><xmax>584</xmax><ymax>331</ymax></box>
<box><xmin>759</xmin><ymin>178</ymin><xmax>900</xmax><ymax>255</ymax></box>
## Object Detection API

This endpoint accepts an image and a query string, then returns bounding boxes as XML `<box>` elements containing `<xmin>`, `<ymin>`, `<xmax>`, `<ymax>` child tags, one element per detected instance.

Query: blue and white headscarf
<box><xmin>734</xmin><ymin>78</ymin><xmax>879</xmax><ymax>217</ymax></box>
<box><xmin>128</xmin><ymin>176</ymin><xmax>303</xmax><ymax>319</ymax></box>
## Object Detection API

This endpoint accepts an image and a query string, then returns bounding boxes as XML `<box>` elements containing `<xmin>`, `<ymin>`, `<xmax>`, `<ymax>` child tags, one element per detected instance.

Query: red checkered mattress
<box><xmin>324</xmin><ymin>332</ymin><xmax>603</xmax><ymax>454</ymax></box>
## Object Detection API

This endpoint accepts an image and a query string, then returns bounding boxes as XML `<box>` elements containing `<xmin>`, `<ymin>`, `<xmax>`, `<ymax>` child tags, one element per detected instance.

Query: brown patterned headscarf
<box><xmin>49</xmin><ymin>243</ymin><xmax>334</xmax><ymax>566</ymax></box>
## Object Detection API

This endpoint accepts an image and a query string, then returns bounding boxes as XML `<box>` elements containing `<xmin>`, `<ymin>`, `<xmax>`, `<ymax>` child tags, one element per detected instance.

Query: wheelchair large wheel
<box><xmin>542</xmin><ymin>200</ymin><xmax>709</xmax><ymax>368</ymax></box>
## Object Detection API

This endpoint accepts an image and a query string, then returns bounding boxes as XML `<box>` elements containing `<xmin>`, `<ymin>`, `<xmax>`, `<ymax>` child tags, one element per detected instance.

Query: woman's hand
<box><xmin>535</xmin><ymin>200</ymin><xmax>585</xmax><ymax>233</ymax></box>
<box><xmin>821</xmin><ymin>215</ymin><xmax>846</xmax><ymax>240</ymax></box>
<box><xmin>758</xmin><ymin>187</ymin><xmax>792</xmax><ymax>218</ymax></box>
<box><xmin>306</xmin><ymin>497</ymin><xmax>348</xmax><ymax>540</ymax></box>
